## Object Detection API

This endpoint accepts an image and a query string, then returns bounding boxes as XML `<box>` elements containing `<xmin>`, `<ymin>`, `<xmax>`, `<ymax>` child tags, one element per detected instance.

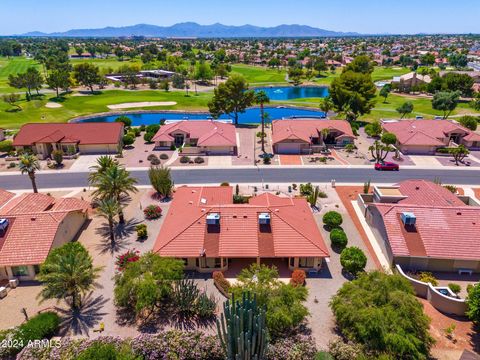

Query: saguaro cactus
<box><xmin>216</xmin><ymin>292</ymin><xmax>268</xmax><ymax>360</ymax></box>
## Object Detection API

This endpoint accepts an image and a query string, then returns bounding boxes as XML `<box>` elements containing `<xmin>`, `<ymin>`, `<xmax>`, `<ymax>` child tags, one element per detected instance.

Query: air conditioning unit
<box><xmin>258</xmin><ymin>213</ymin><xmax>271</xmax><ymax>225</ymax></box>
<box><xmin>206</xmin><ymin>213</ymin><xmax>220</xmax><ymax>225</ymax></box>
<box><xmin>0</xmin><ymin>219</ymin><xmax>9</xmax><ymax>234</ymax></box>
<box><xmin>401</xmin><ymin>212</ymin><xmax>416</xmax><ymax>226</ymax></box>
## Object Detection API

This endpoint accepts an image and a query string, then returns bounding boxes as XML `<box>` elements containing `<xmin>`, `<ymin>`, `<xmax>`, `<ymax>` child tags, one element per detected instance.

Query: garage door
<box><xmin>276</xmin><ymin>143</ymin><xmax>301</xmax><ymax>154</ymax></box>
<box><xmin>402</xmin><ymin>145</ymin><xmax>435</xmax><ymax>155</ymax></box>
<box><xmin>207</xmin><ymin>146</ymin><xmax>233</xmax><ymax>155</ymax></box>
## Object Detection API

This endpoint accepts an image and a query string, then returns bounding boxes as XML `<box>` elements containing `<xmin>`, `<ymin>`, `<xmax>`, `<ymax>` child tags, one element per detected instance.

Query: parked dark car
<box><xmin>375</xmin><ymin>161</ymin><xmax>399</xmax><ymax>171</ymax></box>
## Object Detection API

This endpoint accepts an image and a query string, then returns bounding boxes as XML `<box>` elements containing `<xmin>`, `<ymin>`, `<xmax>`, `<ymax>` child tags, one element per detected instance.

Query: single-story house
<box><xmin>0</xmin><ymin>191</ymin><xmax>90</xmax><ymax>281</ymax></box>
<box><xmin>152</xmin><ymin>120</ymin><xmax>237</xmax><ymax>155</ymax></box>
<box><xmin>271</xmin><ymin>119</ymin><xmax>355</xmax><ymax>154</ymax></box>
<box><xmin>153</xmin><ymin>186</ymin><xmax>329</xmax><ymax>272</ymax></box>
<box><xmin>392</xmin><ymin>71</ymin><xmax>432</xmax><ymax>92</ymax></box>
<box><xmin>361</xmin><ymin>179</ymin><xmax>480</xmax><ymax>273</ymax></box>
<box><xmin>13</xmin><ymin>123</ymin><xmax>124</xmax><ymax>159</ymax></box>
<box><xmin>382</xmin><ymin>119</ymin><xmax>480</xmax><ymax>154</ymax></box>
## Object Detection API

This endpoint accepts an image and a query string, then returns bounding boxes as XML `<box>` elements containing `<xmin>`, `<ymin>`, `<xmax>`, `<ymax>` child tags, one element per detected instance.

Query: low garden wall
<box><xmin>396</xmin><ymin>264</ymin><xmax>467</xmax><ymax>316</ymax></box>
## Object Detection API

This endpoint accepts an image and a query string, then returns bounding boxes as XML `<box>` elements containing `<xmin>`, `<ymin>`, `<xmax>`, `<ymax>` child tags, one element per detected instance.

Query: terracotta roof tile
<box><xmin>0</xmin><ymin>190</ymin><xmax>15</xmax><ymax>208</ymax></box>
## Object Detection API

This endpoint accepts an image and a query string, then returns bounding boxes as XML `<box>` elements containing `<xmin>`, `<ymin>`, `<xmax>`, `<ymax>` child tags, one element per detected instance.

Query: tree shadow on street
<box><xmin>56</xmin><ymin>292</ymin><xmax>109</xmax><ymax>336</ymax></box>
<box><xmin>95</xmin><ymin>217</ymin><xmax>142</xmax><ymax>255</ymax></box>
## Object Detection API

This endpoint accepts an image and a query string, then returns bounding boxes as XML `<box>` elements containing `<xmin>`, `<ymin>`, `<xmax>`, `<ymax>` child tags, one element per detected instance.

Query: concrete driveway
<box><xmin>207</xmin><ymin>156</ymin><xmax>232</xmax><ymax>167</ymax></box>
<box><xmin>70</xmin><ymin>154</ymin><xmax>103</xmax><ymax>171</ymax></box>
<box><xmin>409</xmin><ymin>155</ymin><xmax>442</xmax><ymax>167</ymax></box>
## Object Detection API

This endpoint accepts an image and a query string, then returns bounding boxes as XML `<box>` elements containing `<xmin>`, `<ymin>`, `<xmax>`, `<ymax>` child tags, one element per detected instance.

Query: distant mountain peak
<box><xmin>19</xmin><ymin>22</ymin><xmax>360</xmax><ymax>38</ymax></box>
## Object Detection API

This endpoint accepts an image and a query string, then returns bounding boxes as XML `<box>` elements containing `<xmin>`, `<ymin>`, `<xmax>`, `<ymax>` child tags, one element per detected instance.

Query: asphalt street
<box><xmin>1</xmin><ymin>167</ymin><xmax>480</xmax><ymax>190</ymax></box>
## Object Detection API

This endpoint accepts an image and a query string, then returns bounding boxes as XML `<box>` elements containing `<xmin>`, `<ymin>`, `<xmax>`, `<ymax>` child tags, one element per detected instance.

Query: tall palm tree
<box><xmin>96</xmin><ymin>197</ymin><xmax>120</xmax><ymax>245</ymax></box>
<box><xmin>92</xmin><ymin>165</ymin><xmax>138</xmax><ymax>223</ymax></box>
<box><xmin>254</xmin><ymin>90</ymin><xmax>270</xmax><ymax>153</ymax></box>
<box><xmin>37</xmin><ymin>242</ymin><xmax>101</xmax><ymax>309</ymax></box>
<box><xmin>88</xmin><ymin>155</ymin><xmax>118</xmax><ymax>183</ymax></box>
<box><xmin>18</xmin><ymin>154</ymin><xmax>41</xmax><ymax>193</ymax></box>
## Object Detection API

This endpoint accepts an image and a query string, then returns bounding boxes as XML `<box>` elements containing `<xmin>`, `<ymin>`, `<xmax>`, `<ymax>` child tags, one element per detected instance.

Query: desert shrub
<box><xmin>265</xmin><ymin>334</ymin><xmax>318</xmax><ymax>360</ymax></box>
<box><xmin>233</xmin><ymin>194</ymin><xmax>249</xmax><ymax>204</ymax></box>
<box><xmin>147</xmin><ymin>154</ymin><xmax>157</xmax><ymax>161</ymax></box>
<box><xmin>418</xmin><ymin>272</ymin><xmax>438</xmax><ymax>286</ymax></box>
<box><xmin>448</xmin><ymin>283</ymin><xmax>461</xmax><ymax>295</ymax></box>
<box><xmin>194</xmin><ymin>156</ymin><xmax>205</xmax><ymax>164</ymax></box>
<box><xmin>179</xmin><ymin>155</ymin><xmax>190</xmax><ymax>164</ymax></box>
<box><xmin>143</xmin><ymin>205</ymin><xmax>162</xmax><ymax>220</ymax></box>
<box><xmin>220</xmin><ymin>182</ymin><xmax>229</xmax><ymax>186</ymax></box>
<box><xmin>159</xmin><ymin>153</ymin><xmax>169</xmax><ymax>160</ymax></box>
<box><xmin>145</xmin><ymin>124</ymin><xmax>160</xmax><ymax>134</ymax></box>
<box><xmin>8</xmin><ymin>162</ymin><xmax>16</xmax><ymax>168</ymax></box>
<box><xmin>340</xmin><ymin>247</ymin><xmax>367</xmax><ymax>276</ymax></box>
<box><xmin>328</xmin><ymin>338</ymin><xmax>364</xmax><ymax>360</ymax></box>
<box><xmin>290</xmin><ymin>269</ymin><xmax>306</xmax><ymax>287</ymax></box>
<box><xmin>75</xmin><ymin>341</ymin><xmax>137</xmax><ymax>360</ymax></box>
<box><xmin>150</xmin><ymin>157</ymin><xmax>160</xmax><ymax>165</ymax></box>
<box><xmin>330</xmin><ymin>228</ymin><xmax>348</xmax><ymax>248</ymax></box>
<box><xmin>443</xmin><ymin>185</ymin><xmax>457</xmax><ymax>194</ymax></box>
<box><xmin>0</xmin><ymin>140</ymin><xmax>13</xmax><ymax>153</ymax></box>
<box><xmin>195</xmin><ymin>291</ymin><xmax>217</xmax><ymax>318</ymax></box>
<box><xmin>122</xmin><ymin>134</ymin><xmax>134</xmax><ymax>146</ymax></box>
<box><xmin>300</xmin><ymin>182</ymin><xmax>314</xmax><ymax>196</ymax></box>
<box><xmin>143</xmin><ymin>132</ymin><xmax>154</xmax><ymax>143</ymax></box>
<box><xmin>322</xmin><ymin>211</ymin><xmax>343</xmax><ymax>228</ymax></box>
<box><xmin>115</xmin><ymin>249</ymin><xmax>140</xmax><ymax>271</ymax></box>
<box><xmin>135</xmin><ymin>224</ymin><xmax>147</xmax><ymax>239</ymax></box>
<box><xmin>131</xmin><ymin>127</ymin><xmax>141</xmax><ymax>137</ymax></box>
<box><xmin>318</xmin><ymin>190</ymin><xmax>328</xmax><ymax>198</ymax></box>
<box><xmin>263</xmin><ymin>156</ymin><xmax>271</xmax><ymax>164</ymax></box>
<box><xmin>212</xmin><ymin>271</ymin><xmax>230</xmax><ymax>296</ymax></box>
<box><xmin>51</xmin><ymin>150</ymin><xmax>64</xmax><ymax>166</ymax></box>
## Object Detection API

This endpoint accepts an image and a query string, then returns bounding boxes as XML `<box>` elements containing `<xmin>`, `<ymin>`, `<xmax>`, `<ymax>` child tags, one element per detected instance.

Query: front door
<box><xmin>174</xmin><ymin>134</ymin><xmax>184</xmax><ymax>147</ymax></box>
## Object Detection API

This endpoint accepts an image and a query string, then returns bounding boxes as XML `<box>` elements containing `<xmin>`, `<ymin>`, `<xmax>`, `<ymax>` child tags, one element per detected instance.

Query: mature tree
<box><xmin>364</xmin><ymin>120</ymin><xmax>382</xmax><ymax>137</ymax></box>
<box><xmin>115</xmin><ymin>115</ymin><xmax>132</xmax><ymax>127</ymax></box>
<box><xmin>396</xmin><ymin>101</ymin><xmax>414</xmax><ymax>119</ymax></box>
<box><xmin>340</xmin><ymin>247</ymin><xmax>367</xmax><ymax>275</ymax></box>
<box><xmin>118</xmin><ymin>64</ymin><xmax>140</xmax><ymax>89</ymax></box>
<box><xmin>91</xmin><ymin>164</ymin><xmax>138</xmax><ymax>223</ymax></box>
<box><xmin>379</xmin><ymin>84</ymin><xmax>391</xmax><ymax>103</ymax></box>
<box><xmin>448</xmin><ymin>144</ymin><xmax>469</xmax><ymax>166</ymax></box>
<box><xmin>442</xmin><ymin>72</ymin><xmax>474</xmax><ymax>97</ymax></box>
<box><xmin>37</xmin><ymin>242</ymin><xmax>101</xmax><ymax>309</ymax></box>
<box><xmin>114</xmin><ymin>252</ymin><xmax>184</xmax><ymax>317</ymax></box>
<box><xmin>369</xmin><ymin>139</ymin><xmax>395</xmax><ymax>164</ymax></box>
<box><xmin>449</xmin><ymin>53</ymin><xmax>468</xmax><ymax>69</ymax></box>
<box><xmin>73</xmin><ymin>63</ymin><xmax>101</xmax><ymax>93</ymax></box>
<box><xmin>330</xmin><ymin>271</ymin><xmax>434</xmax><ymax>359</ymax></box>
<box><xmin>47</xmin><ymin>69</ymin><xmax>71</xmax><ymax>97</ymax></box>
<box><xmin>96</xmin><ymin>197</ymin><xmax>120</xmax><ymax>245</ymax></box>
<box><xmin>432</xmin><ymin>91</ymin><xmax>460</xmax><ymax>119</ymax></box>
<box><xmin>319</xmin><ymin>96</ymin><xmax>334</xmax><ymax>117</ymax></box>
<box><xmin>2</xmin><ymin>93</ymin><xmax>21</xmax><ymax>110</ymax></box>
<box><xmin>194</xmin><ymin>61</ymin><xmax>213</xmax><ymax>84</ymax></box>
<box><xmin>471</xmin><ymin>93</ymin><xmax>480</xmax><ymax>111</ymax></box>
<box><xmin>18</xmin><ymin>154</ymin><xmax>40</xmax><ymax>193</ymax></box>
<box><xmin>254</xmin><ymin>90</ymin><xmax>270</xmax><ymax>152</ymax></box>
<box><xmin>208</xmin><ymin>74</ymin><xmax>255</xmax><ymax>125</ymax></box>
<box><xmin>148</xmin><ymin>166</ymin><xmax>174</xmax><ymax>198</ymax></box>
<box><xmin>420</xmin><ymin>52</ymin><xmax>435</xmax><ymax>66</ymax></box>
<box><xmin>381</xmin><ymin>132</ymin><xmax>397</xmax><ymax>146</ymax></box>
<box><xmin>329</xmin><ymin>70</ymin><xmax>377</xmax><ymax>122</ymax></box>
<box><xmin>466</xmin><ymin>283</ymin><xmax>480</xmax><ymax>324</ymax></box>
<box><xmin>8</xmin><ymin>67</ymin><xmax>43</xmax><ymax>97</ymax></box>
<box><xmin>458</xmin><ymin>115</ymin><xmax>478</xmax><ymax>131</ymax></box>
<box><xmin>344</xmin><ymin>55</ymin><xmax>375</xmax><ymax>74</ymax></box>
<box><xmin>288</xmin><ymin>66</ymin><xmax>303</xmax><ymax>85</ymax></box>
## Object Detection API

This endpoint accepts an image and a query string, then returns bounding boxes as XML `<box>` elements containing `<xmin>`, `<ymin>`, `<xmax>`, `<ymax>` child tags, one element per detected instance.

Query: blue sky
<box><xmin>1</xmin><ymin>0</ymin><xmax>479</xmax><ymax>35</ymax></box>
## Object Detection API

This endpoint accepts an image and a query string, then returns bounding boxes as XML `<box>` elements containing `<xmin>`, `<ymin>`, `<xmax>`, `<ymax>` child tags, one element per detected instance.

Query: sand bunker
<box><xmin>107</xmin><ymin>101</ymin><xmax>177</xmax><ymax>110</ymax></box>
<box><xmin>45</xmin><ymin>102</ymin><xmax>63</xmax><ymax>108</ymax></box>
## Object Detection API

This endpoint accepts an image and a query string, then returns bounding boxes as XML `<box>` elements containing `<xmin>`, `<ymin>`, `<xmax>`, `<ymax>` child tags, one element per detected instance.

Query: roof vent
<box><xmin>0</xmin><ymin>219</ymin><xmax>9</xmax><ymax>234</ymax></box>
<box><xmin>258</xmin><ymin>213</ymin><xmax>271</xmax><ymax>225</ymax></box>
<box><xmin>400</xmin><ymin>212</ymin><xmax>416</xmax><ymax>226</ymax></box>
<box><xmin>206</xmin><ymin>213</ymin><xmax>220</xmax><ymax>225</ymax></box>
<box><xmin>200</xmin><ymin>198</ymin><xmax>207</xmax><ymax>204</ymax></box>
<box><xmin>457</xmin><ymin>211</ymin><xmax>462</xmax><ymax>216</ymax></box>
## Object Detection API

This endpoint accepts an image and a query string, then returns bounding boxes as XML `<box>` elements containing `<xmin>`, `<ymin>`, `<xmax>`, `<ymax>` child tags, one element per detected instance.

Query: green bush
<box><xmin>340</xmin><ymin>247</ymin><xmax>367</xmax><ymax>275</ymax></box>
<box><xmin>194</xmin><ymin>156</ymin><xmax>205</xmax><ymax>164</ymax></box>
<box><xmin>0</xmin><ymin>140</ymin><xmax>13</xmax><ymax>153</ymax></box>
<box><xmin>51</xmin><ymin>150</ymin><xmax>64</xmax><ymax>166</ymax></box>
<box><xmin>448</xmin><ymin>283</ymin><xmax>461</xmax><ymax>295</ymax></box>
<box><xmin>75</xmin><ymin>341</ymin><xmax>138</xmax><ymax>360</ymax></box>
<box><xmin>330</xmin><ymin>228</ymin><xmax>348</xmax><ymax>248</ymax></box>
<box><xmin>115</xmin><ymin>115</ymin><xmax>132</xmax><ymax>127</ymax></box>
<box><xmin>466</xmin><ymin>283</ymin><xmax>480</xmax><ymax>323</ymax></box>
<box><xmin>143</xmin><ymin>132</ymin><xmax>154</xmax><ymax>143</ymax></box>
<box><xmin>179</xmin><ymin>155</ymin><xmax>190</xmax><ymax>164</ymax></box>
<box><xmin>159</xmin><ymin>153</ymin><xmax>169</xmax><ymax>160</ymax></box>
<box><xmin>136</xmin><ymin>224</ymin><xmax>147</xmax><ymax>239</ymax></box>
<box><xmin>145</xmin><ymin>124</ymin><xmax>160</xmax><ymax>134</ymax></box>
<box><xmin>123</xmin><ymin>134</ymin><xmax>135</xmax><ymax>146</ymax></box>
<box><xmin>418</xmin><ymin>272</ymin><xmax>438</xmax><ymax>286</ymax></box>
<box><xmin>322</xmin><ymin>211</ymin><xmax>343</xmax><ymax>228</ymax></box>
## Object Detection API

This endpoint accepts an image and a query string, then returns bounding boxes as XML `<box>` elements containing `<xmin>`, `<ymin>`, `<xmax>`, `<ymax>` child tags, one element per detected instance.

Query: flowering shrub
<box><xmin>265</xmin><ymin>334</ymin><xmax>317</xmax><ymax>360</ymax></box>
<box><xmin>144</xmin><ymin>204</ymin><xmax>162</xmax><ymax>220</ymax></box>
<box><xmin>290</xmin><ymin>269</ymin><xmax>306</xmax><ymax>287</ymax></box>
<box><xmin>115</xmin><ymin>249</ymin><xmax>140</xmax><ymax>271</ymax></box>
<box><xmin>213</xmin><ymin>271</ymin><xmax>230</xmax><ymax>296</ymax></box>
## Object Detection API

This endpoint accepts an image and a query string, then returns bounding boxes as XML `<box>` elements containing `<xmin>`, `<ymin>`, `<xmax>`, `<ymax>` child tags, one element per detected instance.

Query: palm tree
<box><xmin>88</xmin><ymin>155</ymin><xmax>118</xmax><ymax>183</ymax></box>
<box><xmin>37</xmin><ymin>242</ymin><xmax>101</xmax><ymax>309</ymax></box>
<box><xmin>92</xmin><ymin>165</ymin><xmax>138</xmax><ymax>223</ymax></box>
<box><xmin>96</xmin><ymin>197</ymin><xmax>120</xmax><ymax>245</ymax></box>
<box><xmin>254</xmin><ymin>90</ymin><xmax>270</xmax><ymax>153</ymax></box>
<box><xmin>18</xmin><ymin>154</ymin><xmax>41</xmax><ymax>193</ymax></box>
<box><xmin>319</xmin><ymin>96</ymin><xmax>334</xmax><ymax>118</ymax></box>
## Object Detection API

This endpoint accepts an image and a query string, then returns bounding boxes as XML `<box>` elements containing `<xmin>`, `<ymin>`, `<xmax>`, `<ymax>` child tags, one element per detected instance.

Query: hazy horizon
<box><xmin>1</xmin><ymin>0</ymin><xmax>479</xmax><ymax>36</ymax></box>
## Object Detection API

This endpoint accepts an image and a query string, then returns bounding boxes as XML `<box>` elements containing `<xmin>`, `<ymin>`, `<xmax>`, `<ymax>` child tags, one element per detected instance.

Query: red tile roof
<box><xmin>0</xmin><ymin>190</ymin><xmax>14</xmax><ymax>208</ymax></box>
<box><xmin>152</xmin><ymin>121</ymin><xmax>236</xmax><ymax>147</ymax></box>
<box><xmin>373</xmin><ymin>180</ymin><xmax>480</xmax><ymax>260</ymax></box>
<box><xmin>0</xmin><ymin>192</ymin><xmax>89</xmax><ymax>266</ymax></box>
<box><xmin>381</xmin><ymin>119</ymin><xmax>470</xmax><ymax>146</ymax></box>
<box><xmin>272</xmin><ymin>119</ymin><xmax>354</xmax><ymax>145</ymax></box>
<box><xmin>153</xmin><ymin>187</ymin><xmax>329</xmax><ymax>259</ymax></box>
<box><xmin>13</xmin><ymin>123</ymin><xmax>124</xmax><ymax>146</ymax></box>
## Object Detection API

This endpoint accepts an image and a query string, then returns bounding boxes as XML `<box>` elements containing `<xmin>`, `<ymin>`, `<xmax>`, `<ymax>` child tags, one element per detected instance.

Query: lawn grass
<box><xmin>70</xmin><ymin>57</ymin><xmax>143</xmax><ymax>72</ymax></box>
<box><xmin>0</xmin><ymin>90</ymin><xmax>212</xmax><ymax>129</ymax></box>
<box><xmin>311</xmin><ymin>66</ymin><xmax>411</xmax><ymax>86</ymax></box>
<box><xmin>230</xmin><ymin>64</ymin><xmax>287</xmax><ymax>85</ymax></box>
<box><xmin>0</xmin><ymin>57</ymin><xmax>43</xmax><ymax>94</ymax></box>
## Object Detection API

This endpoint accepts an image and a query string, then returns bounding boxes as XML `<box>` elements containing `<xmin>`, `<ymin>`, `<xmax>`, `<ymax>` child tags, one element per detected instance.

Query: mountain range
<box><xmin>20</xmin><ymin>22</ymin><xmax>360</xmax><ymax>38</ymax></box>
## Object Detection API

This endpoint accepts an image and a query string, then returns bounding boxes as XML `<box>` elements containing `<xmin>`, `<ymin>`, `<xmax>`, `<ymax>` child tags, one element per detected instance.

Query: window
<box><xmin>298</xmin><ymin>258</ymin><xmax>315</xmax><ymax>268</ymax></box>
<box><xmin>34</xmin><ymin>265</ymin><xmax>40</xmax><ymax>274</ymax></box>
<box><xmin>12</xmin><ymin>266</ymin><xmax>29</xmax><ymax>277</ymax></box>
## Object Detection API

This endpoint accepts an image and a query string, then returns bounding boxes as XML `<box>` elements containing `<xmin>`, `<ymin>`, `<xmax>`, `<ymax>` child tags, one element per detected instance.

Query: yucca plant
<box><xmin>217</xmin><ymin>292</ymin><xmax>268</xmax><ymax>360</ymax></box>
<box><xmin>172</xmin><ymin>278</ymin><xmax>200</xmax><ymax>315</ymax></box>
<box><xmin>196</xmin><ymin>291</ymin><xmax>217</xmax><ymax>318</ymax></box>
